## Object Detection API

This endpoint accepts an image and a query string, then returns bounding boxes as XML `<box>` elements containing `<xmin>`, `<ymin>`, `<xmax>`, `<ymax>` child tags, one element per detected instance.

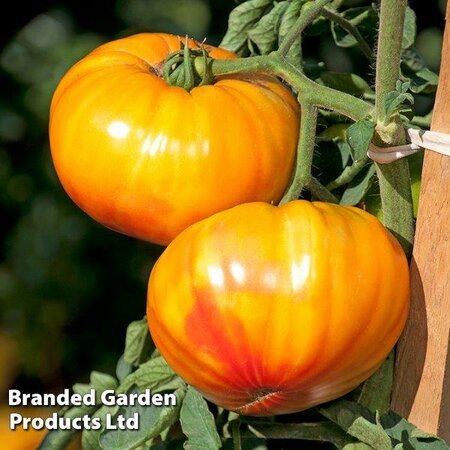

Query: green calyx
<box><xmin>163</xmin><ymin>37</ymin><xmax>214</xmax><ymax>91</ymax></box>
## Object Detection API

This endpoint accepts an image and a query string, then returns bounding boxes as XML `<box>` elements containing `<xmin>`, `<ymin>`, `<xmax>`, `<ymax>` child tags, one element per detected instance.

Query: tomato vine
<box><xmin>40</xmin><ymin>1</ymin><xmax>448</xmax><ymax>449</ymax></box>
<box><xmin>190</xmin><ymin>0</ymin><xmax>414</xmax><ymax>255</ymax></box>
<box><xmin>374</xmin><ymin>0</ymin><xmax>414</xmax><ymax>255</ymax></box>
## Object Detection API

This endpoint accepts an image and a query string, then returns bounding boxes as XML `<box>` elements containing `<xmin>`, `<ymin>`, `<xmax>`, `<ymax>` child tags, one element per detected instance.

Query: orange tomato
<box><xmin>49</xmin><ymin>33</ymin><xmax>299</xmax><ymax>246</ymax></box>
<box><xmin>0</xmin><ymin>408</ymin><xmax>50</xmax><ymax>450</ymax></box>
<box><xmin>0</xmin><ymin>408</ymin><xmax>81</xmax><ymax>450</ymax></box>
<box><xmin>147</xmin><ymin>200</ymin><xmax>409</xmax><ymax>415</ymax></box>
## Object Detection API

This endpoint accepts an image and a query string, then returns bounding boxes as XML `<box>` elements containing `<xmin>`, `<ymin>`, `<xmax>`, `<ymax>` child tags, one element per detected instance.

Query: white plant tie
<box><xmin>367</xmin><ymin>128</ymin><xmax>450</xmax><ymax>164</ymax></box>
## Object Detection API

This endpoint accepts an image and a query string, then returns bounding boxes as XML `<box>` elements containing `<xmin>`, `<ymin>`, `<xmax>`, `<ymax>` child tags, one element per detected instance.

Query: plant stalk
<box><xmin>374</xmin><ymin>0</ymin><xmax>414</xmax><ymax>256</ymax></box>
<box><xmin>322</xmin><ymin>7</ymin><xmax>373</xmax><ymax>59</ymax></box>
<box><xmin>232</xmin><ymin>422</ymin><xmax>242</xmax><ymax>450</ymax></box>
<box><xmin>280</xmin><ymin>103</ymin><xmax>318</xmax><ymax>204</ymax></box>
<box><xmin>193</xmin><ymin>53</ymin><xmax>373</xmax><ymax>121</ymax></box>
<box><xmin>375</xmin><ymin>0</ymin><xmax>407</xmax><ymax>120</ymax></box>
<box><xmin>279</xmin><ymin>100</ymin><xmax>338</xmax><ymax>204</ymax></box>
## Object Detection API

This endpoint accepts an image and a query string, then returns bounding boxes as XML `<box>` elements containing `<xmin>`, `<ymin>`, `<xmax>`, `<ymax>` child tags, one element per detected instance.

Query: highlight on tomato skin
<box><xmin>49</xmin><ymin>32</ymin><xmax>300</xmax><ymax>246</ymax></box>
<box><xmin>147</xmin><ymin>200</ymin><xmax>410</xmax><ymax>416</ymax></box>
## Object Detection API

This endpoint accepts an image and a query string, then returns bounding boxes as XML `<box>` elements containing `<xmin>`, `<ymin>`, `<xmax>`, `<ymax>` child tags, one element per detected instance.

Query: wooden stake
<box><xmin>391</xmin><ymin>4</ymin><xmax>450</xmax><ymax>441</ymax></box>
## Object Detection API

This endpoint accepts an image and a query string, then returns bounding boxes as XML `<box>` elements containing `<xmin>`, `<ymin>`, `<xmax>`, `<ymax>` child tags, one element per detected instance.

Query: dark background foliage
<box><xmin>0</xmin><ymin>0</ymin><xmax>446</xmax><ymax>448</ymax></box>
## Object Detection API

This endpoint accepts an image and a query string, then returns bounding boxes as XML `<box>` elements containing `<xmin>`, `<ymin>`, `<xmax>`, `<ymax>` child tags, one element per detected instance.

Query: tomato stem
<box><xmin>194</xmin><ymin>50</ymin><xmax>372</xmax><ymax>206</ymax></box>
<box><xmin>374</xmin><ymin>0</ymin><xmax>414</xmax><ymax>256</ymax></box>
<box><xmin>163</xmin><ymin>39</ymin><xmax>210</xmax><ymax>91</ymax></box>
<box><xmin>231</xmin><ymin>422</ymin><xmax>242</xmax><ymax>450</ymax></box>
<box><xmin>271</xmin><ymin>53</ymin><xmax>372</xmax><ymax>120</ymax></box>
<box><xmin>280</xmin><ymin>103</ymin><xmax>317</xmax><ymax>204</ymax></box>
<box><xmin>193</xmin><ymin>53</ymin><xmax>373</xmax><ymax>120</ymax></box>
<box><xmin>280</xmin><ymin>103</ymin><xmax>338</xmax><ymax>204</ymax></box>
<box><xmin>183</xmin><ymin>36</ymin><xmax>195</xmax><ymax>91</ymax></box>
<box><xmin>321</xmin><ymin>7</ymin><xmax>373</xmax><ymax>59</ymax></box>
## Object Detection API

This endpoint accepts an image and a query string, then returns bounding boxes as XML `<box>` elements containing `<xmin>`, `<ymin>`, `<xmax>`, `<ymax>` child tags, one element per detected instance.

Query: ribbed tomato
<box><xmin>49</xmin><ymin>33</ymin><xmax>299</xmax><ymax>245</ymax></box>
<box><xmin>147</xmin><ymin>200</ymin><xmax>409</xmax><ymax>415</ymax></box>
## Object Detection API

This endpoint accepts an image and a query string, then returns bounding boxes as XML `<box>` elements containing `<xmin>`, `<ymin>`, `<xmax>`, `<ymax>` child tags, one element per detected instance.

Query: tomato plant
<box><xmin>147</xmin><ymin>200</ymin><xmax>409</xmax><ymax>415</ymax></box>
<box><xmin>49</xmin><ymin>33</ymin><xmax>299</xmax><ymax>246</ymax></box>
<box><xmin>40</xmin><ymin>0</ymin><xmax>449</xmax><ymax>449</ymax></box>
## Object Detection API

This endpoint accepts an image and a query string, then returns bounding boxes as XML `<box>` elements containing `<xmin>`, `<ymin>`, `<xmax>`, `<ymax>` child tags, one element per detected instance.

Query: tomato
<box><xmin>147</xmin><ymin>200</ymin><xmax>409</xmax><ymax>416</ymax></box>
<box><xmin>49</xmin><ymin>33</ymin><xmax>299</xmax><ymax>246</ymax></box>
<box><xmin>0</xmin><ymin>408</ymin><xmax>81</xmax><ymax>449</ymax></box>
<box><xmin>0</xmin><ymin>409</ymin><xmax>48</xmax><ymax>449</ymax></box>
<box><xmin>0</xmin><ymin>412</ymin><xmax>45</xmax><ymax>450</ymax></box>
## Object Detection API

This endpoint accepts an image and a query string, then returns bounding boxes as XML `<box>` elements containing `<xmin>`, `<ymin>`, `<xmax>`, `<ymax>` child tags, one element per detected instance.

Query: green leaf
<box><xmin>319</xmin><ymin>400</ymin><xmax>391</xmax><ymax>450</ymax></box>
<box><xmin>383</xmin><ymin>91</ymin><xmax>413</xmax><ymax>117</ymax></box>
<box><xmin>73</xmin><ymin>371</ymin><xmax>118</xmax><ymax>403</ymax></box>
<box><xmin>348</xmin><ymin>412</ymin><xmax>392</xmax><ymax>450</ymax></box>
<box><xmin>382</xmin><ymin>82</ymin><xmax>414</xmax><ymax>122</ymax></box>
<box><xmin>82</xmin><ymin>404</ymin><xmax>120</xmax><ymax>450</ymax></box>
<box><xmin>278</xmin><ymin>0</ymin><xmax>303</xmax><ymax>64</ymax></box>
<box><xmin>38</xmin><ymin>405</ymin><xmax>98</xmax><ymax>450</ymax></box>
<box><xmin>60</xmin><ymin>371</ymin><xmax>118</xmax><ymax>450</ymax></box>
<box><xmin>404</xmin><ymin>68</ymin><xmax>439</xmax><ymax>94</ymax></box>
<box><xmin>330</xmin><ymin>7</ymin><xmax>378</xmax><ymax>48</ymax></box>
<box><xmin>99</xmin><ymin>387</ymin><xmax>186</xmax><ymax>450</ymax></box>
<box><xmin>248</xmin><ymin>1</ymin><xmax>289</xmax><ymax>54</ymax></box>
<box><xmin>358</xmin><ymin>352</ymin><xmax>394</xmax><ymax>414</ymax></box>
<box><xmin>401</xmin><ymin>48</ymin><xmax>439</xmax><ymax>94</ymax></box>
<box><xmin>180</xmin><ymin>386</ymin><xmax>222</xmax><ymax>450</ymax></box>
<box><xmin>322</xmin><ymin>400</ymin><xmax>450</xmax><ymax>450</ymax></box>
<box><xmin>120</xmin><ymin>356</ymin><xmax>184</xmax><ymax>394</ymax></box>
<box><xmin>410</xmin><ymin>68</ymin><xmax>439</xmax><ymax>94</ymax></box>
<box><xmin>402</xmin><ymin>47</ymin><xmax>427</xmax><ymax>72</ymax></box>
<box><xmin>381</xmin><ymin>412</ymin><xmax>449</xmax><ymax>449</ymax></box>
<box><xmin>342</xmin><ymin>444</ymin><xmax>373</xmax><ymax>450</ymax></box>
<box><xmin>91</xmin><ymin>371</ymin><xmax>118</xmax><ymax>392</ymax></box>
<box><xmin>220</xmin><ymin>0</ymin><xmax>273</xmax><ymax>54</ymax></box>
<box><xmin>320</xmin><ymin>72</ymin><xmax>373</xmax><ymax>97</ymax></box>
<box><xmin>345</xmin><ymin>120</ymin><xmax>375</xmax><ymax>162</ymax></box>
<box><xmin>340</xmin><ymin>163</ymin><xmax>375</xmax><ymax>206</ymax></box>
<box><xmin>72</xmin><ymin>383</ymin><xmax>92</xmax><ymax>398</ymax></box>
<box><xmin>124</xmin><ymin>317</ymin><xmax>152</xmax><ymax>366</ymax></box>
<box><xmin>410</xmin><ymin>428</ymin><xmax>442</xmax><ymax>440</ymax></box>
<box><xmin>116</xmin><ymin>355</ymin><xmax>134</xmax><ymax>383</ymax></box>
<box><xmin>402</xmin><ymin>6</ymin><xmax>416</xmax><ymax>50</ymax></box>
